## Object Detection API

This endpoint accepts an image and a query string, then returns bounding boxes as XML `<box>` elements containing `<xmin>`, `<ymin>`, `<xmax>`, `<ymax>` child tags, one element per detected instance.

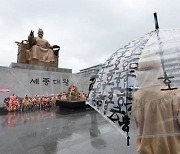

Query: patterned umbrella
<box><xmin>86</xmin><ymin>27</ymin><xmax>180</xmax><ymax>146</ymax></box>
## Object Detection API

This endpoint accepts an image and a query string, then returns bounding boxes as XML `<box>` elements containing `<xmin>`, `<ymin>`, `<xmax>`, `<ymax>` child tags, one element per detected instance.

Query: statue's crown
<box><xmin>38</xmin><ymin>28</ymin><xmax>43</xmax><ymax>33</ymax></box>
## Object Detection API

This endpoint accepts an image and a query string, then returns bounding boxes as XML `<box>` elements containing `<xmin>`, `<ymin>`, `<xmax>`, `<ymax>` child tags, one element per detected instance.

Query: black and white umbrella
<box><xmin>87</xmin><ymin>13</ymin><xmax>180</xmax><ymax>146</ymax></box>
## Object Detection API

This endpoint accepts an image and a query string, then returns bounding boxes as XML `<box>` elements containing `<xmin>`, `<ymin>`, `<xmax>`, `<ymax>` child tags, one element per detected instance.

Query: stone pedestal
<box><xmin>0</xmin><ymin>63</ymin><xmax>91</xmax><ymax>107</ymax></box>
<box><xmin>10</xmin><ymin>63</ymin><xmax>72</xmax><ymax>73</ymax></box>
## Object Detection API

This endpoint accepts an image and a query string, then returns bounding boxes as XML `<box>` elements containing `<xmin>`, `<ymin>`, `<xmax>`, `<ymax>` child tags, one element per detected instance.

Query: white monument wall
<box><xmin>0</xmin><ymin>65</ymin><xmax>91</xmax><ymax>106</ymax></box>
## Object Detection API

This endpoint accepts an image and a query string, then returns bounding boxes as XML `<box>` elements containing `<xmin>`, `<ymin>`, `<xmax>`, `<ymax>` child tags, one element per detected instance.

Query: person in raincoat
<box><xmin>132</xmin><ymin>51</ymin><xmax>180</xmax><ymax>154</ymax></box>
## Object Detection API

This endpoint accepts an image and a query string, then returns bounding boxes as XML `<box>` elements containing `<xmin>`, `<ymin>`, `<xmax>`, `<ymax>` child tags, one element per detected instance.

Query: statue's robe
<box><xmin>28</xmin><ymin>35</ymin><xmax>54</xmax><ymax>62</ymax></box>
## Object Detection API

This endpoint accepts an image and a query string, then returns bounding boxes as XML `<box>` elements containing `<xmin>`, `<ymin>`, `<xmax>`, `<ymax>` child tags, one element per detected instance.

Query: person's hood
<box><xmin>136</xmin><ymin>51</ymin><xmax>165</xmax><ymax>91</ymax></box>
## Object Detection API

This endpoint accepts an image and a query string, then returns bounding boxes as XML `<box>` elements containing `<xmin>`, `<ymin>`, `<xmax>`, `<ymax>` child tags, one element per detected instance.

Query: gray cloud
<box><xmin>0</xmin><ymin>0</ymin><xmax>180</xmax><ymax>72</ymax></box>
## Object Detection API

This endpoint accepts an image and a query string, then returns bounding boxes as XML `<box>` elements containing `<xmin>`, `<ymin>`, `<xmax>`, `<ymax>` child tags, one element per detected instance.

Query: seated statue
<box><xmin>16</xmin><ymin>29</ymin><xmax>60</xmax><ymax>67</ymax></box>
<box><xmin>28</xmin><ymin>29</ymin><xmax>55</xmax><ymax>62</ymax></box>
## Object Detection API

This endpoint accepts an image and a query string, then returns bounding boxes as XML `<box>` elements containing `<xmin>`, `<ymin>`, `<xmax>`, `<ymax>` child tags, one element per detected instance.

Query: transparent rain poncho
<box><xmin>132</xmin><ymin>51</ymin><xmax>180</xmax><ymax>153</ymax></box>
<box><xmin>87</xmin><ymin>29</ymin><xmax>180</xmax><ymax>148</ymax></box>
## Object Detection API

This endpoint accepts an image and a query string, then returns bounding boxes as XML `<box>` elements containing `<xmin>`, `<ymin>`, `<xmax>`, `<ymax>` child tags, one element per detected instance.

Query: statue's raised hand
<box><xmin>30</xmin><ymin>30</ymin><xmax>34</xmax><ymax>36</ymax></box>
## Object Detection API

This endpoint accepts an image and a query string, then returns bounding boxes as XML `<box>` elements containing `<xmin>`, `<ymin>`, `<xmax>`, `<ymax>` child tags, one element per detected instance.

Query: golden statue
<box><xmin>16</xmin><ymin>29</ymin><xmax>60</xmax><ymax>67</ymax></box>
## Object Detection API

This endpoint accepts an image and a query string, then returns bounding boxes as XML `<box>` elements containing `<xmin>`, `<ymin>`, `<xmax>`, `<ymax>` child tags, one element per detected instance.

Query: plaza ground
<box><xmin>0</xmin><ymin>107</ymin><xmax>137</xmax><ymax>154</ymax></box>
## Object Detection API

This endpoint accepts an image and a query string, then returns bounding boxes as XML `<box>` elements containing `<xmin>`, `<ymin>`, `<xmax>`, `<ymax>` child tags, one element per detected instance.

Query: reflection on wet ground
<box><xmin>0</xmin><ymin>108</ymin><xmax>137</xmax><ymax>154</ymax></box>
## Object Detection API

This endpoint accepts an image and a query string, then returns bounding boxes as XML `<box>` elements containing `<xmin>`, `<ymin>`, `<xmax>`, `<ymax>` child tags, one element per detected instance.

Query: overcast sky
<box><xmin>0</xmin><ymin>0</ymin><xmax>180</xmax><ymax>73</ymax></box>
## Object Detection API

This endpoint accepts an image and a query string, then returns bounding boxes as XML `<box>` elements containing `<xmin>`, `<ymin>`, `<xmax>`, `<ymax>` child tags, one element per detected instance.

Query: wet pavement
<box><xmin>0</xmin><ymin>107</ymin><xmax>137</xmax><ymax>154</ymax></box>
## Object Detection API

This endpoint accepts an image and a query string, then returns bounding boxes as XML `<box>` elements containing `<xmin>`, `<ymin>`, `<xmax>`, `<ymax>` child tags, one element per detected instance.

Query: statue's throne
<box><xmin>15</xmin><ymin>40</ymin><xmax>60</xmax><ymax>68</ymax></box>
